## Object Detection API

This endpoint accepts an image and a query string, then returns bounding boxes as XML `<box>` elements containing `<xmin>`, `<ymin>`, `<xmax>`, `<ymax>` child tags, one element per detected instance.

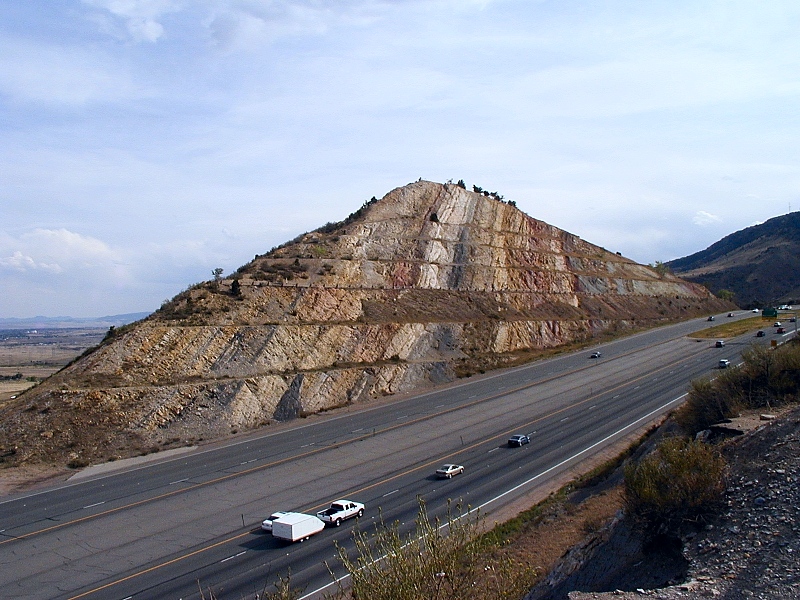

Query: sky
<box><xmin>1</xmin><ymin>1</ymin><xmax>799</xmax><ymax>318</ymax></box>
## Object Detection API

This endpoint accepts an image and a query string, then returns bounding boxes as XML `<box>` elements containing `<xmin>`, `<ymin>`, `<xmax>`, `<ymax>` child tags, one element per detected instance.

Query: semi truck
<box><xmin>270</xmin><ymin>512</ymin><xmax>326</xmax><ymax>542</ymax></box>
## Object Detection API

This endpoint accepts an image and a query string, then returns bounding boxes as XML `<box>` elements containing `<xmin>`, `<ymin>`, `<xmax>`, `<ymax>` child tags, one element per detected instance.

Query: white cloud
<box><xmin>0</xmin><ymin>251</ymin><xmax>43</xmax><ymax>272</ymax></box>
<box><xmin>82</xmin><ymin>0</ymin><xmax>182</xmax><ymax>42</ymax></box>
<box><xmin>693</xmin><ymin>211</ymin><xmax>723</xmax><ymax>227</ymax></box>
<box><xmin>201</xmin><ymin>0</ymin><xmax>397</xmax><ymax>51</ymax></box>
<box><xmin>0</xmin><ymin>38</ymin><xmax>143</xmax><ymax>105</ymax></box>
<box><xmin>0</xmin><ymin>229</ymin><xmax>124</xmax><ymax>276</ymax></box>
<box><xmin>3</xmin><ymin>0</ymin><xmax>800</xmax><ymax>316</ymax></box>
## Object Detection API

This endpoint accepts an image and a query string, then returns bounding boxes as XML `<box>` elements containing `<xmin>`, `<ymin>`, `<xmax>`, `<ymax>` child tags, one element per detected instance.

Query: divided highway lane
<box><xmin>0</xmin><ymin>310</ymin><xmax>753</xmax><ymax>527</ymax></box>
<box><xmin>0</xmin><ymin>312</ymin><xmax>779</xmax><ymax>599</ymax></box>
<box><xmin>0</xmin><ymin>312</ymin><xmax>732</xmax><ymax>535</ymax></box>
<box><xmin>141</xmin><ymin>320</ymin><xmax>778</xmax><ymax>600</ymax></box>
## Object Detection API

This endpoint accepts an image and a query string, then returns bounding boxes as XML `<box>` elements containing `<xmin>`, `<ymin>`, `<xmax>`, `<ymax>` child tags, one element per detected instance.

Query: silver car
<box><xmin>436</xmin><ymin>464</ymin><xmax>464</xmax><ymax>479</ymax></box>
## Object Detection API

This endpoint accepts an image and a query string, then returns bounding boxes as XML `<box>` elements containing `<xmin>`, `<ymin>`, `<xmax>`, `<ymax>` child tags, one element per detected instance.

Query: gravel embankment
<box><xmin>567</xmin><ymin>406</ymin><xmax>800</xmax><ymax>600</ymax></box>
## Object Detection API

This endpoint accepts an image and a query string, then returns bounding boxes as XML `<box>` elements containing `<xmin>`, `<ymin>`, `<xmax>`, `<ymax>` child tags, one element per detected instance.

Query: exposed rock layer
<box><xmin>0</xmin><ymin>181</ymin><xmax>730</xmax><ymax>466</ymax></box>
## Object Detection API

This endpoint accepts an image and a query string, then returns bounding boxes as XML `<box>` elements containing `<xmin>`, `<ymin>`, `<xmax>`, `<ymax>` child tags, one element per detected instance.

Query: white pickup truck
<box><xmin>316</xmin><ymin>499</ymin><xmax>364</xmax><ymax>526</ymax></box>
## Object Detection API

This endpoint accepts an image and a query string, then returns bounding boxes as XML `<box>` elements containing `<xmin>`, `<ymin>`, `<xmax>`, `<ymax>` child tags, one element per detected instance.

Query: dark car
<box><xmin>590</xmin><ymin>351</ymin><xmax>602</xmax><ymax>358</ymax></box>
<box><xmin>756</xmin><ymin>330</ymin><xmax>765</xmax><ymax>337</ymax></box>
<box><xmin>715</xmin><ymin>340</ymin><xmax>725</xmax><ymax>348</ymax></box>
<box><xmin>707</xmin><ymin>316</ymin><xmax>715</xmax><ymax>321</ymax></box>
<box><xmin>777</xmin><ymin>327</ymin><xmax>786</xmax><ymax>334</ymax></box>
<box><xmin>508</xmin><ymin>434</ymin><xmax>530</xmax><ymax>447</ymax></box>
<box><xmin>727</xmin><ymin>312</ymin><xmax>734</xmax><ymax>317</ymax></box>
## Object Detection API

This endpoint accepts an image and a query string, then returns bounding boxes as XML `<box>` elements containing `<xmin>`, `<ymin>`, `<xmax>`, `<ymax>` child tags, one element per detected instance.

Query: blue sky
<box><xmin>1</xmin><ymin>1</ymin><xmax>799</xmax><ymax>318</ymax></box>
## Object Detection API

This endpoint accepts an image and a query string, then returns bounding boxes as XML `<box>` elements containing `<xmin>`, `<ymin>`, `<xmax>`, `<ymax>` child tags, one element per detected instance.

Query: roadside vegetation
<box><xmin>624</xmin><ymin>437</ymin><xmax>726</xmax><ymax>535</ymax></box>
<box><xmin>207</xmin><ymin>342</ymin><xmax>800</xmax><ymax>599</ymax></box>
<box><xmin>624</xmin><ymin>338</ymin><xmax>799</xmax><ymax>541</ymax></box>
<box><xmin>329</xmin><ymin>499</ymin><xmax>533</xmax><ymax>600</ymax></box>
<box><xmin>319</xmin><ymin>341</ymin><xmax>800</xmax><ymax>598</ymax></box>
<box><xmin>675</xmin><ymin>339</ymin><xmax>800</xmax><ymax>433</ymax></box>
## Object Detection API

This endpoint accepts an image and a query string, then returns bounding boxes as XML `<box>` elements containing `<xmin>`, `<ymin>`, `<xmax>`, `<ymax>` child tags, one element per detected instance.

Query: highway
<box><xmin>0</xmin><ymin>311</ymin><xmax>792</xmax><ymax>600</ymax></box>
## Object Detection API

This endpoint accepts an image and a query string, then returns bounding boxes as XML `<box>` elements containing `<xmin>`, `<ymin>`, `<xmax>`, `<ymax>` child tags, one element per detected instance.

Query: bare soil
<box><xmin>528</xmin><ymin>406</ymin><xmax>800</xmax><ymax>600</ymax></box>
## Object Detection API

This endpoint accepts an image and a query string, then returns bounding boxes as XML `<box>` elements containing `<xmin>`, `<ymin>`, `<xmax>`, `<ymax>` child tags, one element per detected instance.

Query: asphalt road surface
<box><xmin>0</xmin><ymin>311</ymin><xmax>793</xmax><ymax>600</ymax></box>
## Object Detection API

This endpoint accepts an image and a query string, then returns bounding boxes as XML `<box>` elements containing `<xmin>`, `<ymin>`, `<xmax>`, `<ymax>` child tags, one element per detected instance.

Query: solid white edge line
<box><xmin>3</xmin><ymin>316</ymin><xmax>756</xmax><ymax>505</ymax></box>
<box><xmin>470</xmin><ymin>393</ymin><xmax>688</xmax><ymax>515</ymax></box>
<box><xmin>298</xmin><ymin>393</ymin><xmax>688</xmax><ymax>600</ymax></box>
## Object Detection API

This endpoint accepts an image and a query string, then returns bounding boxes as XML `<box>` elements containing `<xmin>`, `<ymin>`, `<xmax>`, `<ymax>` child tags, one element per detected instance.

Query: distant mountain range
<box><xmin>667</xmin><ymin>212</ymin><xmax>800</xmax><ymax>309</ymax></box>
<box><xmin>0</xmin><ymin>312</ymin><xmax>151</xmax><ymax>330</ymax></box>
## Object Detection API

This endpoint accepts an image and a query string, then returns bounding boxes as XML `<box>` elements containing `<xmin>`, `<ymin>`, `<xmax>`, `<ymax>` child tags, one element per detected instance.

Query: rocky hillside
<box><xmin>531</xmin><ymin>405</ymin><xmax>800</xmax><ymax>600</ymax></box>
<box><xmin>667</xmin><ymin>211</ymin><xmax>800</xmax><ymax>308</ymax></box>
<box><xmin>0</xmin><ymin>181</ymin><xmax>730</xmax><ymax>468</ymax></box>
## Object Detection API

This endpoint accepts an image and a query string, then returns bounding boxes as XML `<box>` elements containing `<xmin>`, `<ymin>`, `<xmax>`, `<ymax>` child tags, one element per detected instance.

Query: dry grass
<box><xmin>326</xmin><ymin>483</ymin><xmax>625</xmax><ymax>600</ymax></box>
<box><xmin>689</xmin><ymin>316</ymin><xmax>769</xmax><ymax>339</ymax></box>
<box><xmin>478</xmin><ymin>486</ymin><xmax>624</xmax><ymax>589</ymax></box>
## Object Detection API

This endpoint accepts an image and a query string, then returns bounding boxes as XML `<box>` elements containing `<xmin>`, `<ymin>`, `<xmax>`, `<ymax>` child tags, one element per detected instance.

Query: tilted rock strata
<box><xmin>0</xmin><ymin>181</ymin><xmax>730</xmax><ymax>466</ymax></box>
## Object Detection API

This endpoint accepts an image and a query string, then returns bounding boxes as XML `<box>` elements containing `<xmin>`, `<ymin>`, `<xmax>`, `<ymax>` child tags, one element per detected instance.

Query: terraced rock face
<box><xmin>0</xmin><ymin>181</ymin><xmax>730</xmax><ymax>466</ymax></box>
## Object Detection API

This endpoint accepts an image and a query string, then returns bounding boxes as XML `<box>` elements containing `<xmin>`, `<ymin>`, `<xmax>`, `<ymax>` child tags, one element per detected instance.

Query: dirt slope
<box><xmin>527</xmin><ymin>406</ymin><xmax>800</xmax><ymax>600</ymax></box>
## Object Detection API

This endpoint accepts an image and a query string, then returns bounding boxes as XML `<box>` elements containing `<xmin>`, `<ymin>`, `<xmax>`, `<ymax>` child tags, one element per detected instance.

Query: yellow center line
<box><xmin>4</xmin><ymin>334</ymin><xmax>698</xmax><ymax>548</ymax></box>
<box><xmin>66</xmin><ymin>344</ymin><xmax>704</xmax><ymax>599</ymax></box>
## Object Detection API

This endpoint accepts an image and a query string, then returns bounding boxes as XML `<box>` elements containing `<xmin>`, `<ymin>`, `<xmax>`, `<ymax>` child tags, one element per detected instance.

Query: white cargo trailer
<box><xmin>271</xmin><ymin>512</ymin><xmax>325</xmax><ymax>542</ymax></box>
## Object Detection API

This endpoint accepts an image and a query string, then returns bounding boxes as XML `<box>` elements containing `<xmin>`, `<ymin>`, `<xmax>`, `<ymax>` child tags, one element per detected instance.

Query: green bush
<box><xmin>624</xmin><ymin>437</ymin><xmax>726</xmax><ymax>534</ymax></box>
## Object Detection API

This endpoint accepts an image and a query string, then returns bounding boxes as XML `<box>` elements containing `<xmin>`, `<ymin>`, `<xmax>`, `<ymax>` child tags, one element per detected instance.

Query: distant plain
<box><xmin>0</xmin><ymin>328</ymin><xmax>106</xmax><ymax>404</ymax></box>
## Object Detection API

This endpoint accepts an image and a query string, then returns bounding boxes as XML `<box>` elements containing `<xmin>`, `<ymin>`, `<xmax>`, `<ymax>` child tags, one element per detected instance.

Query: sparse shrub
<box><xmin>742</xmin><ymin>341</ymin><xmax>800</xmax><ymax>402</ymax></box>
<box><xmin>716</xmin><ymin>289</ymin><xmax>735</xmax><ymax>302</ymax></box>
<box><xmin>624</xmin><ymin>437</ymin><xmax>726</xmax><ymax>535</ymax></box>
<box><xmin>330</xmin><ymin>499</ymin><xmax>527</xmax><ymax>600</ymax></box>
<box><xmin>676</xmin><ymin>341</ymin><xmax>800</xmax><ymax>434</ymax></box>
<box><xmin>674</xmin><ymin>372</ymin><xmax>745</xmax><ymax>434</ymax></box>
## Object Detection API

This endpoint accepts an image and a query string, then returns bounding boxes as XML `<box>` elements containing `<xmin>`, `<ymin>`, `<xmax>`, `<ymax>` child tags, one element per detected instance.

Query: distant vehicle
<box><xmin>707</xmin><ymin>316</ymin><xmax>715</xmax><ymax>321</ymax></box>
<box><xmin>791</xmin><ymin>317</ymin><xmax>797</xmax><ymax>323</ymax></box>
<box><xmin>270</xmin><ymin>512</ymin><xmax>325</xmax><ymax>542</ymax></box>
<box><xmin>719</xmin><ymin>359</ymin><xmax>730</xmax><ymax>369</ymax></box>
<box><xmin>590</xmin><ymin>351</ymin><xmax>602</xmax><ymax>358</ymax></box>
<box><xmin>774</xmin><ymin>322</ymin><xmax>782</xmax><ymax>327</ymax></box>
<box><xmin>317</xmin><ymin>500</ymin><xmax>364</xmax><ymax>527</ymax></box>
<box><xmin>261</xmin><ymin>511</ymin><xmax>291</xmax><ymax>532</ymax></box>
<box><xmin>777</xmin><ymin>327</ymin><xmax>786</xmax><ymax>334</ymax></box>
<box><xmin>779</xmin><ymin>304</ymin><xmax>790</xmax><ymax>310</ymax></box>
<box><xmin>436</xmin><ymin>464</ymin><xmax>465</xmax><ymax>479</ymax></box>
<box><xmin>756</xmin><ymin>330</ymin><xmax>765</xmax><ymax>337</ymax></box>
<box><xmin>752</xmin><ymin>308</ymin><xmax>760</xmax><ymax>313</ymax></box>
<box><xmin>508</xmin><ymin>434</ymin><xmax>530</xmax><ymax>447</ymax></box>
<box><xmin>715</xmin><ymin>340</ymin><xmax>725</xmax><ymax>348</ymax></box>
<box><xmin>727</xmin><ymin>312</ymin><xmax>734</xmax><ymax>317</ymax></box>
